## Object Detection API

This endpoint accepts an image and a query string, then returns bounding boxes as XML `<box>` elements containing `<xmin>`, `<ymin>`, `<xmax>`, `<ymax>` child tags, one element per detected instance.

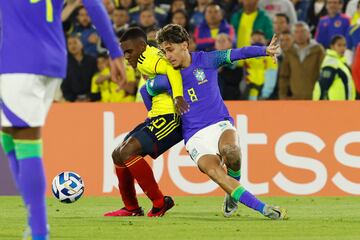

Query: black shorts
<box><xmin>124</xmin><ymin>113</ymin><xmax>183</xmax><ymax>159</ymax></box>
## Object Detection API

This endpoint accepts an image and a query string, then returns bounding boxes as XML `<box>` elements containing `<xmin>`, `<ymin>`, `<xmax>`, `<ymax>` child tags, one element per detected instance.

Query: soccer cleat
<box><xmin>104</xmin><ymin>207</ymin><xmax>144</xmax><ymax>217</ymax></box>
<box><xmin>222</xmin><ymin>193</ymin><xmax>238</xmax><ymax>217</ymax></box>
<box><xmin>23</xmin><ymin>225</ymin><xmax>49</xmax><ymax>240</ymax></box>
<box><xmin>263</xmin><ymin>205</ymin><xmax>288</xmax><ymax>220</ymax></box>
<box><xmin>147</xmin><ymin>196</ymin><xmax>175</xmax><ymax>217</ymax></box>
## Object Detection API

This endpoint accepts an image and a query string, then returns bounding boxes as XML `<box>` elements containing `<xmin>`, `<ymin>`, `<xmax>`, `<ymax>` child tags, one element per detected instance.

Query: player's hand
<box><xmin>110</xmin><ymin>57</ymin><xmax>127</xmax><ymax>90</ymax></box>
<box><xmin>174</xmin><ymin>96</ymin><xmax>190</xmax><ymax>115</ymax></box>
<box><xmin>266</xmin><ymin>34</ymin><xmax>280</xmax><ymax>64</ymax></box>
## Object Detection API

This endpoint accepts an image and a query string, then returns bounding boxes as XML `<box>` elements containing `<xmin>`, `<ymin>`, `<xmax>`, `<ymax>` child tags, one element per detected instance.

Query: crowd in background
<box><xmin>58</xmin><ymin>0</ymin><xmax>360</xmax><ymax>103</ymax></box>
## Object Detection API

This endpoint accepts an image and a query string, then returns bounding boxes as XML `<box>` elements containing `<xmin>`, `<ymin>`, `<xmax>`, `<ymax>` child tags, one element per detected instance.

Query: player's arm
<box><xmin>155</xmin><ymin>58</ymin><xmax>189</xmax><ymax>114</ymax></box>
<box><xmin>155</xmin><ymin>59</ymin><xmax>183</xmax><ymax>98</ymax></box>
<box><xmin>204</xmin><ymin>35</ymin><xmax>279</xmax><ymax>68</ymax></box>
<box><xmin>82</xmin><ymin>0</ymin><xmax>122</xmax><ymax>59</ymax></box>
<box><xmin>140</xmin><ymin>85</ymin><xmax>153</xmax><ymax>111</ymax></box>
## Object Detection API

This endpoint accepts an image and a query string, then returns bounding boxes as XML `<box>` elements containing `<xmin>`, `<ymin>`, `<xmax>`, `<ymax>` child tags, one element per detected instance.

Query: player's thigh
<box><xmin>139</xmin><ymin>113</ymin><xmax>182</xmax><ymax>159</ymax></box>
<box><xmin>0</xmin><ymin>74</ymin><xmax>61</xmax><ymax>128</ymax></box>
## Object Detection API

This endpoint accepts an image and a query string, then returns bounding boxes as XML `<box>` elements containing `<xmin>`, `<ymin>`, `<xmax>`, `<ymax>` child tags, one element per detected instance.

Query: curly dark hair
<box><xmin>156</xmin><ymin>24</ymin><xmax>190</xmax><ymax>45</ymax></box>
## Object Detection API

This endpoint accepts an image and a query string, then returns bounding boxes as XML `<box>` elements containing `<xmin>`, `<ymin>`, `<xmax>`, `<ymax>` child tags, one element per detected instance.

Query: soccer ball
<box><xmin>52</xmin><ymin>171</ymin><xmax>85</xmax><ymax>203</ymax></box>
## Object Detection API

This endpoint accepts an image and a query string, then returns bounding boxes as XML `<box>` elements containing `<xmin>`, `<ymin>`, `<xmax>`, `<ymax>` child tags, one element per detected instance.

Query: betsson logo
<box><xmin>102</xmin><ymin>112</ymin><xmax>360</xmax><ymax>195</ymax></box>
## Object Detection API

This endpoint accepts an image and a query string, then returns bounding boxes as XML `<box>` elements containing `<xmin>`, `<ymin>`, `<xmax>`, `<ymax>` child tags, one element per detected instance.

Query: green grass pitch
<box><xmin>1</xmin><ymin>196</ymin><xmax>360</xmax><ymax>240</ymax></box>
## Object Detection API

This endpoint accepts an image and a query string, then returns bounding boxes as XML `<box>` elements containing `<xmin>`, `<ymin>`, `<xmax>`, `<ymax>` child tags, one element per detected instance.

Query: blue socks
<box><xmin>1</xmin><ymin>132</ymin><xmax>48</xmax><ymax>239</ymax></box>
<box><xmin>231</xmin><ymin>185</ymin><xmax>265</xmax><ymax>214</ymax></box>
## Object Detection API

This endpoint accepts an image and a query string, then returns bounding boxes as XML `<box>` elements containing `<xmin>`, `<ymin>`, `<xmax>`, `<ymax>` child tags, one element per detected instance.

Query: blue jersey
<box><xmin>315</xmin><ymin>14</ymin><xmax>351</xmax><ymax>49</ymax></box>
<box><xmin>144</xmin><ymin>47</ymin><xmax>267</xmax><ymax>143</ymax></box>
<box><xmin>179</xmin><ymin>51</ymin><xmax>234</xmax><ymax>142</ymax></box>
<box><xmin>0</xmin><ymin>0</ymin><xmax>122</xmax><ymax>78</ymax></box>
<box><xmin>0</xmin><ymin>0</ymin><xmax>66</xmax><ymax>77</ymax></box>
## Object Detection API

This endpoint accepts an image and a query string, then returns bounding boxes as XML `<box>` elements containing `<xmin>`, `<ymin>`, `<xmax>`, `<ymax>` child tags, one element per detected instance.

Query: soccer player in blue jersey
<box><xmin>0</xmin><ymin>1</ymin><xmax>127</xmax><ymax>239</ymax></box>
<box><xmin>143</xmin><ymin>24</ymin><xmax>288</xmax><ymax>219</ymax></box>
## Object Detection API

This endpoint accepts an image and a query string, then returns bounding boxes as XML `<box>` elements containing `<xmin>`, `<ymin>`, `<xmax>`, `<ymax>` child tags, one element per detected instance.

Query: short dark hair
<box><xmin>204</xmin><ymin>2</ymin><xmax>222</xmax><ymax>13</ymax></box>
<box><xmin>119</xmin><ymin>27</ymin><xmax>147</xmax><ymax>43</ymax></box>
<box><xmin>275</xmin><ymin>13</ymin><xmax>290</xmax><ymax>24</ymax></box>
<box><xmin>156</xmin><ymin>24</ymin><xmax>190</xmax><ymax>45</ymax></box>
<box><xmin>330</xmin><ymin>35</ymin><xmax>345</xmax><ymax>46</ymax></box>
<box><xmin>280</xmin><ymin>29</ymin><xmax>292</xmax><ymax>35</ymax></box>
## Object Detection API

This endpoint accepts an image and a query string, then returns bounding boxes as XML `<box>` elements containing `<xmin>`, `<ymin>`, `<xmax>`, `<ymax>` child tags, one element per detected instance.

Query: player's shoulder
<box><xmin>137</xmin><ymin>45</ymin><xmax>159</xmax><ymax>64</ymax></box>
<box><xmin>191</xmin><ymin>51</ymin><xmax>206</xmax><ymax>63</ymax></box>
<box><xmin>141</xmin><ymin>45</ymin><xmax>164</xmax><ymax>64</ymax></box>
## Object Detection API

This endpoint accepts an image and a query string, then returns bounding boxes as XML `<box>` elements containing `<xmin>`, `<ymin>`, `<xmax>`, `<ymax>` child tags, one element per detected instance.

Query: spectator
<box><xmin>190</xmin><ymin>0</ymin><xmax>212</xmax><ymax>27</ymax></box>
<box><xmin>280</xmin><ymin>30</ymin><xmax>295</xmax><ymax>51</ymax></box>
<box><xmin>279</xmin><ymin>22</ymin><xmax>325</xmax><ymax>99</ymax></box>
<box><xmin>307</xmin><ymin>0</ymin><xmax>327</xmax><ymax>35</ymax></box>
<box><xmin>169</xmin><ymin>0</ymin><xmax>187</xmax><ymax>13</ymax></box>
<box><xmin>61</xmin><ymin>35</ymin><xmax>98</xmax><ymax>102</ymax></box>
<box><xmin>258</xmin><ymin>0</ymin><xmax>298</xmax><ymax>24</ymax></box>
<box><xmin>103</xmin><ymin>0</ymin><xmax>115</xmax><ymax>15</ymax></box>
<box><xmin>138</xmin><ymin>8</ymin><xmax>159</xmax><ymax>33</ymax></box>
<box><xmin>215</xmin><ymin>33</ymin><xmax>242</xmax><ymax>100</ymax></box>
<box><xmin>315</xmin><ymin>0</ymin><xmax>351</xmax><ymax>48</ymax></box>
<box><xmin>215</xmin><ymin>0</ymin><xmax>240</xmax><ymax>20</ymax></box>
<box><xmin>274</xmin><ymin>13</ymin><xmax>291</xmax><ymax>35</ymax></box>
<box><xmin>345</xmin><ymin>0</ymin><xmax>359</xmax><ymax>24</ymax></box>
<box><xmin>171</xmin><ymin>9</ymin><xmax>192</xmax><ymax>32</ymax></box>
<box><xmin>231</xmin><ymin>0</ymin><xmax>273</xmax><ymax>49</ymax></box>
<box><xmin>146</xmin><ymin>26</ymin><xmax>160</xmax><ymax>46</ymax></box>
<box><xmin>194</xmin><ymin>3</ymin><xmax>235</xmax><ymax>51</ymax></box>
<box><xmin>243</xmin><ymin>31</ymin><xmax>278</xmax><ymax>100</ymax></box>
<box><xmin>129</xmin><ymin>0</ymin><xmax>168</xmax><ymax>26</ymax></box>
<box><xmin>91</xmin><ymin>53</ymin><xmax>137</xmax><ymax>102</ymax></box>
<box><xmin>112</xmin><ymin>7</ymin><xmax>130</xmax><ymax>38</ymax></box>
<box><xmin>114</xmin><ymin>0</ymin><xmax>135</xmax><ymax>9</ymax></box>
<box><xmin>313</xmin><ymin>35</ymin><xmax>356</xmax><ymax>100</ymax></box>
<box><xmin>73</xmin><ymin>6</ymin><xmax>99</xmax><ymax>57</ymax></box>
<box><xmin>270</xmin><ymin>30</ymin><xmax>295</xmax><ymax>99</ymax></box>
<box><xmin>291</xmin><ymin>0</ymin><xmax>311</xmax><ymax>21</ymax></box>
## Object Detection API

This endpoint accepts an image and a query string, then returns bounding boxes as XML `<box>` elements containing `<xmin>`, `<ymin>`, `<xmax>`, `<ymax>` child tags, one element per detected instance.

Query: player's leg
<box><xmin>104</xmin><ymin>123</ymin><xmax>147</xmax><ymax>217</ymax></box>
<box><xmin>112</xmin><ymin>135</ymin><xmax>167</xmax><ymax>213</ymax></box>
<box><xmin>0</xmin><ymin>128</ymin><xmax>20</xmax><ymax>190</ymax></box>
<box><xmin>197</xmin><ymin>155</ymin><xmax>287</xmax><ymax>220</ymax></box>
<box><xmin>218</xmin><ymin>128</ymin><xmax>241</xmax><ymax>217</ymax></box>
<box><xmin>0</xmin><ymin>74</ymin><xmax>60</xmax><ymax>239</ymax></box>
<box><xmin>113</xmin><ymin>113</ymin><xmax>181</xmax><ymax>217</ymax></box>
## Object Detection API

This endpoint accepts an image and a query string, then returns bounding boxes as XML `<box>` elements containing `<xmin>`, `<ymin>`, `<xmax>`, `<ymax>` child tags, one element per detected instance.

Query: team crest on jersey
<box><xmin>193</xmin><ymin>68</ymin><xmax>208</xmax><ymax>85</ymax></box>
<box><xmin>190</xmin><ymin>148</ymin><xmax>199</xmax><ymax>161</ymax></box>
<box><xmin>334</xmin><ymin>20</ymin><xmax>342</xmax><ymax>28</ymax></box>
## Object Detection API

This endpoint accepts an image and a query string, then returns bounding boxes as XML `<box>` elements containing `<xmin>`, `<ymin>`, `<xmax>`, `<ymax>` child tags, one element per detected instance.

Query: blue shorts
<box><xmin>124</xmin><ymin>113</ymin><xmax>183</xmax><ymax>159</ymax></box>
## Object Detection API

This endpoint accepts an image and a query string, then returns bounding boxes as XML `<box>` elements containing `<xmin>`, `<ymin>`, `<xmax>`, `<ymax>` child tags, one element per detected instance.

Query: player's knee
<box><xmin>222</xmin><ymin>144</ymin><xmax>241</xmax><ymax>169</ymax></box>
<box><xmin>112</xmin><ymin>146</ymin><xmax>124</xmax><ymax>166</ymax></box>
<box><xmin>112</xmin><ymin>140</ymin><xmax>140</xmax><ymax>166</ymax></box>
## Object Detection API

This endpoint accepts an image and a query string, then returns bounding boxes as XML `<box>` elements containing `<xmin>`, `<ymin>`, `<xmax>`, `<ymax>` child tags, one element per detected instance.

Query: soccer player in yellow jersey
<box><xmin>104</xmin><ymin>28</ymin><xmax>188</xmax><ymax>217</ymax></box>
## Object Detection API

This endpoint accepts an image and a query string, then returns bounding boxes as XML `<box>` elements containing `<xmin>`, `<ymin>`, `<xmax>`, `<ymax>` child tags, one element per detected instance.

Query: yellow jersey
<box><xmin>137</xmin><ymin>45</ymin><xmax>184</xmax><ymax>118</ymax></box>
<box><xmin>91</xmin><ymin>66</ymin><xmax>136</xmax><ymax>102</ymax></box>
